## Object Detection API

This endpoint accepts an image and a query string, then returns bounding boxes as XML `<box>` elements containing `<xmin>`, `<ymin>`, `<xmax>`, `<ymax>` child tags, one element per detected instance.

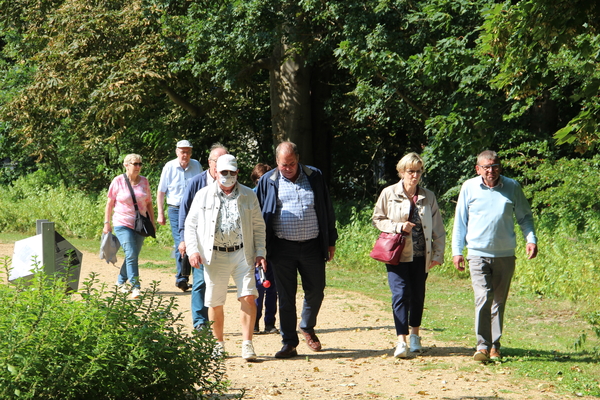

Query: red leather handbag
<box><xmin>370</xmin><ymin>190</ymin><xmax>418</xmax><ymax>265</ymax></box>
<box><xmin>369</xmin><ymin>232</ymin><xmax>406</xmax><ymax>265</ymax></box>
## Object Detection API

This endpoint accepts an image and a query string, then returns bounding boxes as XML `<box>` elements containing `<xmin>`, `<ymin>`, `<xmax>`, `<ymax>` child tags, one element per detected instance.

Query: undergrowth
<box><xmin>0</xmin><ymin>256</ymin><xmax>234</xmax><ymax>400</ymax></box>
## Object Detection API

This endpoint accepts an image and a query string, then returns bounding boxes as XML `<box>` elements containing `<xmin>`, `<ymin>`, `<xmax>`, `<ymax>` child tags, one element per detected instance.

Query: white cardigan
<box><xmin>372</xmin><ymin>181</ymin><xmax>445</xmax><ymax>271</ymax></box>
<box><xmin>184</xmin><ymin>181</ymin><xmax>266</xmax><ymax>266</ymax></box>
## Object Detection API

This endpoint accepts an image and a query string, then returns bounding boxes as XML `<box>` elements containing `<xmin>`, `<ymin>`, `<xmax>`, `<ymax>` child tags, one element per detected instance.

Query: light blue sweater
<box><xmin>452</xmin><ymin>176</ymin><xmax>537</xmax><ymax>258</ymax></box>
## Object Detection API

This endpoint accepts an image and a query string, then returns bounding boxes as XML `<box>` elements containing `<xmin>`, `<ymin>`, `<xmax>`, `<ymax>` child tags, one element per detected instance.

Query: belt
<box><xmin>213</xmin><ymin>243</ymin><xmax>244</xmax><ymax>252</ymax></box>
<box><xmin>168</xmin><ymin>205</ymin><xmax>179</xmax><ymax>209</ymax></box>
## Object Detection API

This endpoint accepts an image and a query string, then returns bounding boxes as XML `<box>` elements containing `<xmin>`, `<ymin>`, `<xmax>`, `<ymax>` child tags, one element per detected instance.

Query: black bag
<box><xmin>134</xmin><ymin>209</ymin><xmax>156</xmax><ymax>238</ymax></box>
<box><xmin>181</xmin><ymin>253</ymin><xmax>191</xmax><ymax>277</ymax></box>
<box><xmin>123</xmin><ymin>174</ymin><xmax>156</xmax><ymax>238</ymax></box>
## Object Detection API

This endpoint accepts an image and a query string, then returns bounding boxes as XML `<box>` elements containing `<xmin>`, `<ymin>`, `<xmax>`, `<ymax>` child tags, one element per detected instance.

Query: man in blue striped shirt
<box><xmin>256</xmin><ymin>141</ymin><xmax>338</xmax><ymax>359</ymax></box>
<box><xmin>452</xmin><ymin>150</ymin><xmax>538</xmax><ymax>362</ymax></box>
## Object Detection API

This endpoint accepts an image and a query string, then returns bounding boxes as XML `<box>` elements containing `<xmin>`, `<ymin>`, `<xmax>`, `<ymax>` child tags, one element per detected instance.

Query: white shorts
<box><xmin>203</xmin><ymin>249</ymin><xmax>258</xmax><ymax>307</ymax></box>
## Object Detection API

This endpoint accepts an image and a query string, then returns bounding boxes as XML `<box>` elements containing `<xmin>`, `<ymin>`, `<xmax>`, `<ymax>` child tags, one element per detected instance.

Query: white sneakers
<box><xmin>115</xmin><ymin>282</ymin><xmax>141</xmax><ymax>299</ymax></box>
<box><xmin>409</xmin><ymin>334</ymin><xmax>422</xmax><ymax>353</ymax></box>
<box><xmin>394</xmin><ymin>335</ymin><xmax>423</xmax><ymax>358</ymax></box>
<box><xmin>116</xmin><ymin>282</ymin><xmax>130</xmax><ymax>294</ymax></box>
<box><xmin>394</xmin><ymin>341</ymin><xmax>408</xmax><ymax>358</ymax></box>
<box><xmin>242</xmin><ymin>341</ymin><xmax>257</xmax><ymax>361</ymax></box>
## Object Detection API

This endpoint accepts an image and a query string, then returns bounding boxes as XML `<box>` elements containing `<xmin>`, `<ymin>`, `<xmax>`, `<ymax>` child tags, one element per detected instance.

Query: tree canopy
<box><xmin>1</xmin><ymin>0</ymin><xmax>598</xmax><ymax>207</ymax></box>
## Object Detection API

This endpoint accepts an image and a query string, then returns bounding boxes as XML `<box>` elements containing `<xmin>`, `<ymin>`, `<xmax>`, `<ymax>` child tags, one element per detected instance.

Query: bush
<box><xmin>0</xmin><ymin>257</ymin><xmax>234</xmax><ymax>400</ymax></box>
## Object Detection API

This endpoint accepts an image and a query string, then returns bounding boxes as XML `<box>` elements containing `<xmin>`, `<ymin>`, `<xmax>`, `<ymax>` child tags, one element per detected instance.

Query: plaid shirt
<box><xmin>273</xmin><ymin>169</ymin><xmax>319</xmax><ymax>241</ymax></box>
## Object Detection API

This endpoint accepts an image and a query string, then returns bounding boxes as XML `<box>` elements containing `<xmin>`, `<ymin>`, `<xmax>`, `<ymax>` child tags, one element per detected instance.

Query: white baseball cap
<box><xmin>216</xmin><ymin>154</ymin><xmax>238</xmax><ymax>172</ymax></box>
<box><xmin>176</xmin><ymin>140</ymin><xmax>193</xmax><ymax>148</ymax></box>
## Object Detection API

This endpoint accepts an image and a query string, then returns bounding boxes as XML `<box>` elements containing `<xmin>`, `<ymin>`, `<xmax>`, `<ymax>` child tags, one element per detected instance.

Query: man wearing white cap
<box><xmin>184</xmin><ymin>154</ymin><xmax>266</xmax><ymax>361</ymax></box>
<box><xmin>157</xmin><ymin>140</ymin><xmax>202</xmax><ymax>291</ymax></box>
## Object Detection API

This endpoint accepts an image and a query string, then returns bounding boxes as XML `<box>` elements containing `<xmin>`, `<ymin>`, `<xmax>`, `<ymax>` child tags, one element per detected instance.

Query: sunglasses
<box><xmin>130</xmin><ymin>162</ymin><xmax>143</xmax><ymax>167</ymax></box>
<box><xmin>219</xmin><ymin>170</ymin><xmax>238</xmax><ymax>176</ymax></box>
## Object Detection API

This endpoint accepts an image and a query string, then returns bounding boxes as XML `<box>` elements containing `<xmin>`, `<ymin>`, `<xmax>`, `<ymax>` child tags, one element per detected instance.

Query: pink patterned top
<box><xmin>107</xmin><ymin>174</ymin><xmax>152</xmax><ymax>230</ymax></box>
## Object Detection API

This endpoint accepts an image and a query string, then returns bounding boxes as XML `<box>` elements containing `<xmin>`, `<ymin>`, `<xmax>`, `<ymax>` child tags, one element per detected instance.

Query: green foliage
<box><xmin>0</xmin><ymin>259</ymin><xmax>231</xmax><ymax>400</ymax></box>
<box><xmin>502</xmin><ymin>143</ymin><xmax>600</xmax><ymax>237</ymax></box>
<box><xmin>333</xmin><ymin>203</ymin><xmax>381</xmax><ymax>272</ymax></box>
<box><xmin>0</xmin><ymin>171</ymin><xmax>103</xmax><ymax>238</ymax></box>
<box><xmin>0</xmin><ymin>170</ymin><xmax>173</xmax><ymax>248</ymax></box>
<box><xmin>480</xmin><ymin>0</ymin><xmax>600</xmax><ymax>150</ymax></box>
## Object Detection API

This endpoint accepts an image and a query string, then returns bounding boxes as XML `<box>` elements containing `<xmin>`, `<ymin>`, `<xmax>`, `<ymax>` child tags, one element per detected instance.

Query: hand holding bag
<box><xmin>123</xmin><ymin>174</ymin><xmax>156</xmax><ymax>238</ymax></box>
<box><xmin>181</xmin><ymin>253</ymin><xmax>191</xmax><ymax>277</ymax></box>
<box><xmin>370</xmin><ymin>190</ymin><xmax>418</xmax><ymax>265</ymax></box>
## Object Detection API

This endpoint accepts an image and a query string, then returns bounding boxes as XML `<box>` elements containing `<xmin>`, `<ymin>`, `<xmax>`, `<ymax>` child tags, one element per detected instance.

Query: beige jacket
<box><xmin>372</xmin><ymin>181</ymin><xmax>445</xmax><ymax>271</ymax></box>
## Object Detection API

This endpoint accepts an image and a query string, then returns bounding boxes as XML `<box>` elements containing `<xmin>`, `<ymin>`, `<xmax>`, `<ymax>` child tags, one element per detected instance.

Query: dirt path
<box><xmin>1</xmin><ymin>242</ymin><xmax>592</xmax><ymax>400</ymax></box>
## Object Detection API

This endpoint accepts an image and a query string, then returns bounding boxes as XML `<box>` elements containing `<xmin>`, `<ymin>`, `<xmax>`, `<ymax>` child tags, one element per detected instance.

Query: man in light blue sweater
<box><xmin>452</xmin><ymin>150</ymin><xmax>538</xmax><ymax>362</ymax></box>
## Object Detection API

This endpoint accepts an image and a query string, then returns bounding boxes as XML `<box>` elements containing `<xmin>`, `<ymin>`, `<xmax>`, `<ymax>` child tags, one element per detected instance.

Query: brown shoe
<box><xmin>299</xmin><ymin>327</ymin><xmax>322</xmax><ymax>351</ymax></box>
<box><xmin>490</xmin><ymin>348</ymin><xmax>501</xmax><ymax>360</ymax></box>
<box><xmin>473</xmin><ymin>349</ymin><xmax>490</xmax><ymax>362</ymax></box>
<box><xmin>275</xmin><ymin>344</ymin><xmax>298</xmax><ymax>359</ymax></box>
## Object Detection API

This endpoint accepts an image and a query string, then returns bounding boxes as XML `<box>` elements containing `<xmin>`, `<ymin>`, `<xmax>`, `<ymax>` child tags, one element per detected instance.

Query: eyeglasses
<box><xmin>405</xmin><ymin>170</ymin><xmax>423</xmax><ymax>175</ymax></box>
<box><xmin>478</xmin><ymin>164</ymin><xmax>500</xmax><ymax>171</ymax></box>
<box><xmin>130</xmin><ymin>162</ymin><xmax>143</xmax><ymax>167</ymax></box>
<box><xmin>219</xmin><ymin>170</ymin><xmax>238</xmax><ymax>176</ymax></box>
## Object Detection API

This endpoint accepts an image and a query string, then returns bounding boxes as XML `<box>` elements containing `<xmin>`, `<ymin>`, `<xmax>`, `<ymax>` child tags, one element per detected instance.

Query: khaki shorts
<box><xmin>204</xmin><ymin>249</ymin><xmax>258</xmax><ymax>307</ymax></box>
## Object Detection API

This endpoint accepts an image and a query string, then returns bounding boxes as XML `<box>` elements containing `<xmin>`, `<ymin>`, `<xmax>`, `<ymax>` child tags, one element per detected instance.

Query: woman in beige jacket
<box><xmin>372</xmin><ymin>152</ymin><xmax>445</xmax><ymax>358</ymax></box>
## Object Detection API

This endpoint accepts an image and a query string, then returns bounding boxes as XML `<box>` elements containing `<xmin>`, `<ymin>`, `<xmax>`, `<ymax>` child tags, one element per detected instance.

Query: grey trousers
<box><xmin>467</xmin><ymin>256</ymin><xmax>516</xmax><ymax>351</ymax></box>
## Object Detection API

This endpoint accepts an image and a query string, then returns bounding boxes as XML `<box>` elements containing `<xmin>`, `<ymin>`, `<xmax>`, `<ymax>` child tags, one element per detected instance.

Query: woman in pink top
<box><xmin>103</xmin><ymin>154</ymin><xmax>155</xmax><ymax>299</ymax></box>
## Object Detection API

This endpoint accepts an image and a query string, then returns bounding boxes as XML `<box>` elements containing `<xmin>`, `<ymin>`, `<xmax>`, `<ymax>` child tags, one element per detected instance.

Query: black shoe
<box><xmin>176</xmin><ymin>281</ymin><xmax>190</xmax><ymax>292</ymax></box>
<box><xmin>194</xmin><ymin>323</ymin><xmax>211</xmax><ymax>336</ymax></box>
<box><xmin>275</xmin><ymin>344</ymin><xmax>298</xmax><ymax>359</ymax></box>
<box><xmin>264</xmin><ymin>324</ymin><xmax>279</xmax><ymax>334</ymax></box>
<box><xmin>254</xmin><ymin>323</ymin><xmax>260</xmax><ymax>334</ymax></box>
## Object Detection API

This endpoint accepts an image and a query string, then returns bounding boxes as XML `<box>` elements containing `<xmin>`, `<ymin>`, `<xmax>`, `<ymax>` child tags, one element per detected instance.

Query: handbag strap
<box><xmin>123</xmin><ymin>174</ymin><xmax>140</xmax><ymax>212</ymax></box>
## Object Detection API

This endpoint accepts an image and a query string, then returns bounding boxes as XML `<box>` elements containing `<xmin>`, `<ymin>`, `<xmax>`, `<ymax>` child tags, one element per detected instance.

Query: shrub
<box><xmin>0</xmin><ymin>257</ymin><xmax>234</xmax><ymax>400</ymax></box>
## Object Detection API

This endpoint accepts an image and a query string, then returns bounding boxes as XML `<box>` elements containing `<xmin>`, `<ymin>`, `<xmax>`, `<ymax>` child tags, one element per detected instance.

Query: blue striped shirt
<box><xmin>273</xmin><ymin>169</ymin><xmax>319</xmax><ymax>241</ymax></box>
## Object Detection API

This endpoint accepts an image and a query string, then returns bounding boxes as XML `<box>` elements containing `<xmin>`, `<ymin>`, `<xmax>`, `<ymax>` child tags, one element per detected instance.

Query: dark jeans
<box><xmin>167</xmin><ymin>206</ymin><xmax>186</xmax><ymax>285</ymax></box>
<box><xmin>255</xmin><ymin>261</ymin><xmax>278</xmax><ymax>327</ymax></box>
<box><xmin>270</xmin><ymin>237</ymin><xmax>325</xmax><ymax>347</ymax></box>
<box><xmin>386</xmin><ymin>256</ymin><xmax>428</xmax><ymax>336</ymax></box>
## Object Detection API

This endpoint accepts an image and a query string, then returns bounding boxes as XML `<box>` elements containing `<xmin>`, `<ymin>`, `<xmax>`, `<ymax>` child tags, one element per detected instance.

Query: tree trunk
<box><xmin>270</xmin><ymin>41</ymin><xmax>314</xmax><ymax>166</ymax></box>
<box><xmin>310</xmin><ymin>62</ymin><xmax>333</xmax><ymax>184</ymax></box>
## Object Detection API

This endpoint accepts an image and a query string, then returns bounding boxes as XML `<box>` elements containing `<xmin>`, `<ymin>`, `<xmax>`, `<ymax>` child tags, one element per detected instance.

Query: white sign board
<box><xmin>10</xmin><ymin>234</ymin><xmax>43</xmax><ymax>282</ymax></box>
<box><xmin>10</xmin><ymin>231</ymin><xmax>82</xmax><ymax>291</ymax></box>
